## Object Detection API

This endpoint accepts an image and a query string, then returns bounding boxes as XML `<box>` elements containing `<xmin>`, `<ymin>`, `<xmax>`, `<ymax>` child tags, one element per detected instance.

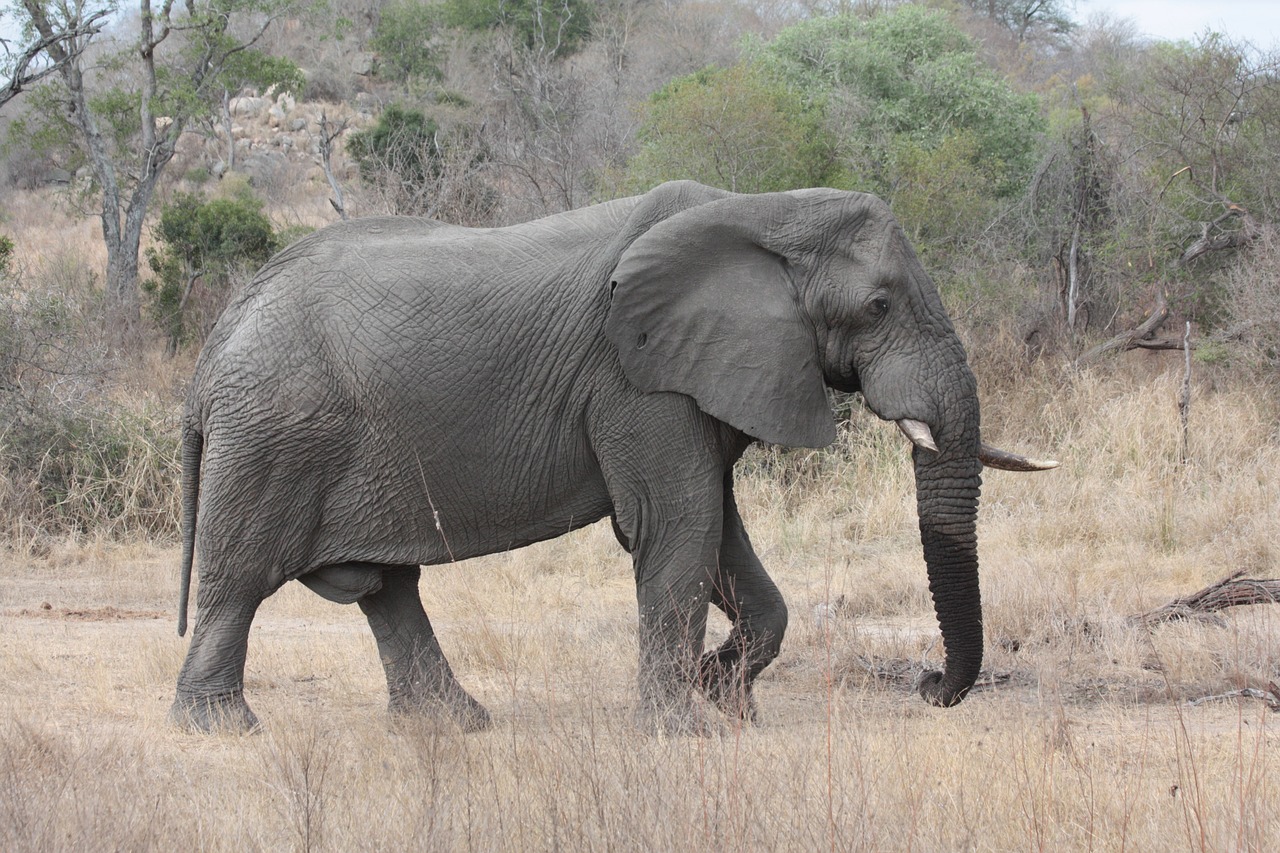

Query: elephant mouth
<box><xmin>824</xmin><ymin>366</ymin><xmax>862</xmax><ymax>395</ymax></box>
<box><xmin>825</xmin><ymin>367</ymin><xmax>1058</xmax><ymax>473</ymax></box>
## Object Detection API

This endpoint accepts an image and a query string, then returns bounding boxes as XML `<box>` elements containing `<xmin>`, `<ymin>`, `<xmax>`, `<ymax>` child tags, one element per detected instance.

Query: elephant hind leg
<box><xmin>699</xmin><ymin>476</ymin><xmax>788</xmax><ymax>723</ymax></box>
<box><xmin>358</xmin><ymin>565</ymin><xmax>491</xmax><ymax>732</ymax></box>
<box><xmin>170</xmin><ymin>593</ymin><xmax>267</xmax><ymax>733</ymax></box>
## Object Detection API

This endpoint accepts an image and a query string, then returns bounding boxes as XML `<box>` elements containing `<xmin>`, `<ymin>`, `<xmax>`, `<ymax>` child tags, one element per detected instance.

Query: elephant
<box><xmin>169</xmin><ymin>180</ymin><xmax>1054</xmax><ymax>734</ymax></box>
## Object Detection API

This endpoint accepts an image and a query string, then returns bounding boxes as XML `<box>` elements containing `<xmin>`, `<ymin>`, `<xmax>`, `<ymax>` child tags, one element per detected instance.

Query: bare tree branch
<box><xmin>0</xmin><ymin>7</ymin><xmax>109</xmax><ymax>110</ymax></box>
<box><xmin>1178</xmin><ymin>202</ymin><xmax>1260</xmax><ymax>265</ymax></box>
<box><xmin>1075</xmin><ymin>293</ymin><xmax>1173</xmax><ymax>366</ymax></box>
<box><xmin>316</xmin><ymin>111</ymin><xmax>350</xmax><ymax>221</ymax></box>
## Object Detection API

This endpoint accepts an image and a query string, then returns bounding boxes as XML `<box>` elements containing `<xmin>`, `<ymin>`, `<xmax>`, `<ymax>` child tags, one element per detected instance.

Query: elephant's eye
<box><xmin>869</xmin><ymin>296</ymin><xmax>890</xmax><ymax>318</ymax></box>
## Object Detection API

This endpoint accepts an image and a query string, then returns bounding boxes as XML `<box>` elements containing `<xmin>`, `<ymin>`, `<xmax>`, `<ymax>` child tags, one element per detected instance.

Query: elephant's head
<box><xmin>606</xmin><ymin>185</ymin><xmax>1054</xmax><ymax>707</ymax></box>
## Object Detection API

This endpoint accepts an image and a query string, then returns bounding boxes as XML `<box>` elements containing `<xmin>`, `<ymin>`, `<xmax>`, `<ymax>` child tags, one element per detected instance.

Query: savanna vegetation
<box><xmin>1</xmin><ymin>1</ymin><xmax>1278</xmax><ymax>849</ymax></box>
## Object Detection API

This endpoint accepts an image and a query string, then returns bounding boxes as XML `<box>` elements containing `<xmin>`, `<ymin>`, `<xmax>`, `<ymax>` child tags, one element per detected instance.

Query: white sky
<box><xmin>1081</xmin><ymin>0</ymin><xmax>1280</xmax><ymax>47</ymax></box>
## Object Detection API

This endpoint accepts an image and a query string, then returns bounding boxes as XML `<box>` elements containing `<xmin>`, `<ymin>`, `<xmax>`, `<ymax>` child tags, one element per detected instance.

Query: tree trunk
<box><xmin>100</xmin><ymin>179</ymin><xmax>157</xmax><ymax>329</ymax></box>
<box><xmin>223</xmin><ymin>89</ymin><xmax>236</xmax><ymax>174</ymax></box>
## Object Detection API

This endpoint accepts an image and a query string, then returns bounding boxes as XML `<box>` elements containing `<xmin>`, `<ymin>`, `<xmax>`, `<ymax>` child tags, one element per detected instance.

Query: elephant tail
<box><xmin>176</xmin><ymin>425</ymin><xmax>203</xmax><ymax>637</ymax></box>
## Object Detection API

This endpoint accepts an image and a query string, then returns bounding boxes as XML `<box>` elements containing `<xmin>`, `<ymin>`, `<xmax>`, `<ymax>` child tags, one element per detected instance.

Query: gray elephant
<box><xmin>169</xmin><ymin>180</ymin><xmax>1053</xmax><ymax>734</ymax></box>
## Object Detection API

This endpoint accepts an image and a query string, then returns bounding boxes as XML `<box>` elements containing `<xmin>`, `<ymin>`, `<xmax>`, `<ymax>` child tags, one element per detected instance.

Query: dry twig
<box><xmin>1130</xmin><ymin>570</ymin><xmax>1280</xmax><ymax>627</ymax></box>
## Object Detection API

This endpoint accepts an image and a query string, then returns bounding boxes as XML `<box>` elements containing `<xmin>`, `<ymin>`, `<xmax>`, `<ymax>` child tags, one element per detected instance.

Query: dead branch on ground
<box><xmin>1130</xmin><ymin>570</ymin><xmax>1280</xmax><ymax>627</ymax></box>
<box><xmin>1186</xmin><ymin>682</ymin><xmax>1280</xmax><ymax>712</ymax></box>
<box><xmin>1178</xmin><ymin>203</ymin><xmax>1260</xmax><ymax>265</ymax></box>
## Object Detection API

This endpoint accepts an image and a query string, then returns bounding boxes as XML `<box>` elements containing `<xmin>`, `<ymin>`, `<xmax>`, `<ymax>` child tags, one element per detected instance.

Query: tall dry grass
<box><xmin>0</xmin><ymin>216</ymin><xmax>189</xmax><ymax>546</ymax></box>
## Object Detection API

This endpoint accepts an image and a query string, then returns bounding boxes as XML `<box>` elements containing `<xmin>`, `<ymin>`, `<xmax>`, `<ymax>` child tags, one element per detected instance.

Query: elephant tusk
<box><xmin>897</xmin><ymin>419</ymin><xmax>938</xmax><ymax>453</ymax></box>
<box><xmin>979</xmin><ymin>442</ymin><xmax>1059</xmax><ymax>472</ymax></box>
<box><xmin>898</xmin><ymin>419</ymin><xmax>1059</xmax><ymax>471</ymax></box>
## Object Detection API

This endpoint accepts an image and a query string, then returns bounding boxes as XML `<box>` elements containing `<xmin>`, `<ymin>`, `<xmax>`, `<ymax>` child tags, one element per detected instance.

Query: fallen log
<box><xmin>1130</xmin><ymin>570</ymin><xmax>1280</xmax><ymax>627</ymax></box>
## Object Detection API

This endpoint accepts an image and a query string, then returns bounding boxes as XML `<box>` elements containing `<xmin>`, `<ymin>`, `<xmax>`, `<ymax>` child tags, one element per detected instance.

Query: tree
<box><xmin>761</xmin><ymin>6</ymin><xmax>1044</xmax><ymax>204</ymax></box>
<box><xmin>0</xmin><ymin>3</ymin><xmax>108</xmax><ymax>109</ymax></box>
<box><xmin>205</xmin><ymin>48</ymin><xmax>305</xmax><ymax>174</ymax></box>
<box><xmin>443</xmin><ymin>0</ymin><xmax>592</xmax><ymax>57</ymax></box>
<box><xmin>960</xmin><ymin>0</ymin><xmax>1075</xmax><ymax>45</ymax></box>
<box><xmin>371</xmin><ymin>0</ymin><xmax>445</xmax><ymax>84</ymax></box>
<box><xmin>1119</xmin><ymin>36</ymin><xmax>1280</xmax><ymax>265</ymax></box>
<box><xmin>11</xmin><ymin>0</ymin><xmax>306</xmax><ymax>329</ymax></box>
<box><xmin>627</xmin><ymin>62</ymin><xmax>839</xmax><ymax>194</ymax></box>
<box><xmin>443</xmin><ymin>0</ymin><xmax>599</xmax><ymax>217</ymax></box>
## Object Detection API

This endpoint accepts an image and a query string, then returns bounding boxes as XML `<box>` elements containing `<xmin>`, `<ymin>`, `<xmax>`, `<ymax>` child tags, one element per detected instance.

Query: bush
<box><xmin>347</xmin><ymin>104</ymin><xmax>442</xmax><ymax>191</ymax></box>
<box><xmin>347</xmin><ymin>104</ymin><xmax>494</xmax><ymax>222</ymax></box>
<box><xmin>1220</xmin><ymin>226</ymin><xmax>1280</xmax><ymax>369</ymax></box>
<box><xmin>142</xmin><ymin>184</ymin><xmax>279</xmax><ymax>353</ymax></box>
<box><xmin>761</xmin><ymin>7</ymin><xmax>1044</xmax><ymax>200</ymax></box>
<box><xmin>627</xmin><ymin>63</ymin><xmax>840</xmax><ymax>194</ymax></box>
<box><xmin>443</xmin><ymin>0</ymin><xmax>592</xmax><ymax>56</ymax></box>
<box><xmin>0</xmin><ymin>262</ymin><xmax>179</xmax><ymax>541</ymax></box>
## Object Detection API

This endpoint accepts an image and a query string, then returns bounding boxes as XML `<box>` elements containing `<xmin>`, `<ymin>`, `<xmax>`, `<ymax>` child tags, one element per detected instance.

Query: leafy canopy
<box><xmin>761</xmin><ymin>6</ymin><xmax>1044</xmax><ymax>201</ymax></box>
<box><xmin>627</xmin><ymin>62</ymin><xmax>840</xmax><ymax>195</ymax></box>
<box><xmin>347</xmin><ymin>103</ymin><xmax>444</xmax><ymax>188</ymax></box>
<box><xmin>443</xmin><ymin>0</ymin><xmax>592</xmax><ymax>56</ymax></box>
<box><xmin>372</xmin><ymin>0</ymin><xmax>446</xmax><ymax>83</ymax></box>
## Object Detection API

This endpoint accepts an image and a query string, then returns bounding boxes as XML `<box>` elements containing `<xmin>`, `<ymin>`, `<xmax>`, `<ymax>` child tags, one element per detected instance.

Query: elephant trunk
<box><xmin>912</xmin><ymin>411</ymin><xmax>983</xmax><ymax>708</ymax></box>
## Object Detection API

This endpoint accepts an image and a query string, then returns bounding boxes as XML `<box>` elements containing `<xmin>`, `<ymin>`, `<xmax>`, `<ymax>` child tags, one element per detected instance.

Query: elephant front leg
<box><xmin>594</xmin><ymin>393</ymin><xmax>733</xmax><ymax>735</ymax></box>
<box><xmin>358</xmin><ymin>566</ymin><xmax>491</xmax><ymax>732</ymax></box>
<box><xmin>699</xmin><ymin>480</ymin><xmax>788</xmax><ymax>723</ymax></box>
<box><xmin>170</xmin><ymin>594</ymin><xmax>265</xmax><ymax>733</ymax></box>
<box><xmin>624</xmin><ymin>491</ymin><xmax>723</xmax><ymax>735</ymax></box>
<box><xmin>636</xmin><ymin>570</ymin><xmax>715</xmax><ymax>736</ymax></box>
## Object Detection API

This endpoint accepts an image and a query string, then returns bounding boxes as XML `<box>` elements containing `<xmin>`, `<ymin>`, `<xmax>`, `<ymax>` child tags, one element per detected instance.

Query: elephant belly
<box><xmin>319</xmin><ymin>444</ymin><xmax>616</xmax><ymax>570</ymax></box>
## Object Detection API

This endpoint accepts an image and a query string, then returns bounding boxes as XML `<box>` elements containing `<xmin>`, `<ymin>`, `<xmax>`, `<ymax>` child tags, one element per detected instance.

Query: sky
<box><xmin>1081</xmin><ymin>0</ymin><xmax>1280</xmax><ymax>47</ymax></box>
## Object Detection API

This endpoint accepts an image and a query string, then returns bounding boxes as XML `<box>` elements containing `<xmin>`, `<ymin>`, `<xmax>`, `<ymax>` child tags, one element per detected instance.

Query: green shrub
<box><xmin>443</xmin><ymin>0</ymin><xmax>592</xmax><ymax>56</ymax></box>
<box><xmin>142</xmin><ymin>186</ymin><xmax>279</xmax><ymax>353</ymax></box>
<box><xmin>761</xmin><ymin>7</ymin><xmax>1044</xmax><ymax>200</ymax></box>
<box><xmin>347</xmin><ymin>104</ymin><xmax>442</xmax><ymax>189</ymax></box>
<box><xmin>627</xmin><ymin>63</ymin><xmax>840</xmax><ymax>194</ymax></box>
<box><xmin>347</xmin><ymin>104</ymin><xmax>494</xmax><ymax>220</ymax></box>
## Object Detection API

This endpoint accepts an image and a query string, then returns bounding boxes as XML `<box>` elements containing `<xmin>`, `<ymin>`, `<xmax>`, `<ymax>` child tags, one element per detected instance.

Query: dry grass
<box><xmin>3</xmin><ymin>345</ymin><xmax>1279</xmax><ymax>850</ymax></box>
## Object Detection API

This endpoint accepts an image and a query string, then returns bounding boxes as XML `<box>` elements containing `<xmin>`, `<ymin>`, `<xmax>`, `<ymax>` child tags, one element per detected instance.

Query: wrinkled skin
<box><xmin>170</xmin><ymin>181</ymin><xmax>987</xmax><ymax>734</ymax></box>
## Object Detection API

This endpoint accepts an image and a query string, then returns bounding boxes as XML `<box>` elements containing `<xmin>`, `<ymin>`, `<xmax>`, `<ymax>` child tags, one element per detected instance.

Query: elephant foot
<box><xmin>698</xmin><ymin>651</ymin><xmax>759</xmax><ymax>723</ymax></box>
<box><xmin>169</xmin><ymin>691</ymin><xmax>261</xmax><ymax>734</ymax></box>
<box><xmin>388</xmin><ymin>685</ymin><xmax>492</xmax><ymax>732</ymax></box>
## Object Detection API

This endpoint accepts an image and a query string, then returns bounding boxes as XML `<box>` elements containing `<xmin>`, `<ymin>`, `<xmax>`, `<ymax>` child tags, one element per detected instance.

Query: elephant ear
<box><xmin>605</xmin><ymin>194</ymin><xmax>835</xmax><ymax>449</ymax></box>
